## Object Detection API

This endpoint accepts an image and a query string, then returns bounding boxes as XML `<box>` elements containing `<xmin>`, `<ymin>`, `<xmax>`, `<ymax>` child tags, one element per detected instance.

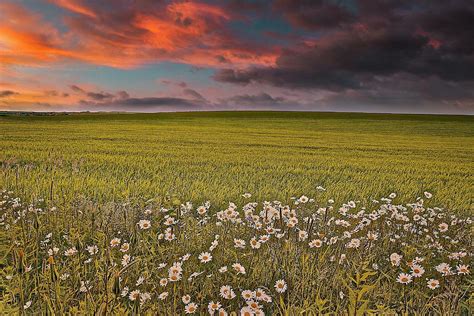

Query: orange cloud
<box><xmin>0</xmin><ymin>1</ymin><xmax>278</xmax><ymax>69</ymax></box>
<box><xmin>50</xmin><ymin>0</ymin><xmax>97</xmax><ymax>18</ymax></box>
<box><xmin>0</xmin><ymin>2</ymin><xmax>71</xmax><ymax>66</ymax></box>
<box><xmin>133</xmin><ymin>2</ymin><xmax>277</xmax><ymax>67</ymax></box>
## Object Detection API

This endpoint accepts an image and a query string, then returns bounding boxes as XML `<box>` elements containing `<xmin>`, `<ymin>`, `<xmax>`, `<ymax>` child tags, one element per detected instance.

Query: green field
<box><xmin>1</xmin><ymin>111</ymin><xmax>473</xmax><ymax>314</ymax></box>
<box><xmin>1</xmin><ymin>111</ymin><xmax>473</xmax><ymax>209</ymax></box>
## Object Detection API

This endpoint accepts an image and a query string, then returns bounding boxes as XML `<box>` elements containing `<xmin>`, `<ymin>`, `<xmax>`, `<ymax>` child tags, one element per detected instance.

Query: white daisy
<box><xmin>275</xmin><ymin>279</ymin><xmax>287</xmax><ymax>293</ymax></box>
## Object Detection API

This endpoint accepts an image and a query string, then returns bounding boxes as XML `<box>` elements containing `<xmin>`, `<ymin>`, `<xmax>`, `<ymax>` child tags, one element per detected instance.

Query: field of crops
<box><xmin>0</xmin><ymin>112</ymin><xmax>473</xmax><ymax>314</ymax></box>
<box><xmin>1</xmin><ymin>112</ymin><xmax>473</xmax><ymax>209</ymax></box>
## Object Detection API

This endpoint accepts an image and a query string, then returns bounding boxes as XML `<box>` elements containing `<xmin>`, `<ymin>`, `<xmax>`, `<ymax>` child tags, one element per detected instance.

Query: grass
<box><xmin>0</xmin><ymin>111</ymin><xmax>473</xmax><ymax>209</ymax></box>
<box><xmin>0</xmin><ymin>111</ymin><xmax>473</xmax><ymax>314</ymax></box>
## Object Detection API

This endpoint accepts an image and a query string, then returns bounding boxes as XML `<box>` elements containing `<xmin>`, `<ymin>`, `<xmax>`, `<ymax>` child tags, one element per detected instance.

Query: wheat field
<box><xmin>1</xmin><ymin>112</ymin><xmax>473</xmax><ymax>209</ymax></box>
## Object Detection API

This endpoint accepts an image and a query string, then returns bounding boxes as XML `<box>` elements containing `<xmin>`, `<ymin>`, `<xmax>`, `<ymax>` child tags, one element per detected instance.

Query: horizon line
<box><xmin>1</xmin><ymin>109</ymin><xmax>473</xmax><ymax>117</ymax></box>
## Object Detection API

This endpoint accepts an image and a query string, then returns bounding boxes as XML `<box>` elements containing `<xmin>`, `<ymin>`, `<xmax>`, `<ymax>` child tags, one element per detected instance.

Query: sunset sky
<box><xmin>1</xmin><ymin>0</ymin><xmax>473</xmax><ymax>114</ymax></box>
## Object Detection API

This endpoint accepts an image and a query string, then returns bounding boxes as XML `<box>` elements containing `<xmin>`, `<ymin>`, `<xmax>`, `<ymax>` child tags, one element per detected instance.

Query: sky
<box><xmin>0</xmin><ymin>0</ymin><xmax>473</xmax><ymax>114</ymax></box>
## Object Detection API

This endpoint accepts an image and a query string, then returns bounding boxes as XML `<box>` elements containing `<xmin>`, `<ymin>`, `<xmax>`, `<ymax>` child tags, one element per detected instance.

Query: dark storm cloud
<box><xmin>78</xmin><ymin>96</ymin><xmax>203</xmax><ymax>112</ymax></box>
<box><xmin>215</xmin><ymin>26</ymin><xmax>473</xmax><ymax>89</ymax></box>
<box><xmin>215</xmin><ymin>0</ymin><xmax>474</xmax><ymax>112</ymax></box>
<box><xmin>274</xmin><ymin>0</ymin><xmax>356</xmax><ymax>30</ymax></box>
<box><xmin>415</xmin><ymin>3</ymin><xmax>474</xmax><ymax>62</ymax></box>
<box><xmin>214</xmin><ymin>64</ymin><xmax>362</xmax><ymax>90</ymax></box>
<box><xmin>0</xmin><ymin>90</ymin><xmax>18</xmax><ymax>98</ymax></box>
<box><xmin>183</xmin><ymin>88</ymin><xmax>207</xmax><ymax>101</ymax></box>
<box><xmin>76</xmin><ymin>87</ymin><xmax>205</xmax><ymax>111</ymax></box>
<box><xmin>161</xmin><ymin>80</ymin><xmax>187</xmax><ymax>88</ymax></box>
<box><xmin>44</xmin><ymin>90</ymin><xmax>70</xmax><ymax>98</ymax></box>
<box><xmin>86</xmin><ymin>91</ymin><xmax>115</xmax><ymax>101</ymax></box>
<box><xmin>220</xmin><ymin>92</ymin><xmax>296</xmax><ymax>107</ymax></box>
<box><xmin>317</xmin><ymin>74</ymin><xmax>474</xmax><ymax>114</ymax></box>
<box><xmin>116</xmin><ymin>97</ymin><xmax>199</xmax><ymax>107</ymax></box>
<box><xmin>116</xmin><ymin>90</ymin><xmax>130</xmax><ymax>99</ymax></box>
<box><xmin>215</xmin><ymin>55</ymin><xmax>230</xmax><ymax>64</ymax></box>
<box><xmin>69</xmin><ymin>85</ymin><xmax>85</xmax><ymax>93</ymax></box>
<box><xmin>225</xmin><ymin>0</ymin><xmax>269</xmax><ymax>13</ymax></box>
<box><xmin>70</xmin><ymin>85</ymin><xmax>118</xmax><ymax>101</ymax></box>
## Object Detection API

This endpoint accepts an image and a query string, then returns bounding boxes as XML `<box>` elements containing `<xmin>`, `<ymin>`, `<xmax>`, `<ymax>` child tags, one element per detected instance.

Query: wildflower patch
<box><xmin>0</xmin><ymin>190</ymin><xmax>472</xmax><ymax>314</ymax></box>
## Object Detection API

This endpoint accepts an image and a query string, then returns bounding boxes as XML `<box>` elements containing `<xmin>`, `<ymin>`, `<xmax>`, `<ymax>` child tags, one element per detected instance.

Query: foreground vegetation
<box><xmin>0</xmin><ymin>189</ymin><xmax>472</xmax><ymax>314</ymax></box>
<box><xmin>0</xmin><ymin>112</ymin><xmax>472</xmax><ymax>314</ymax></box>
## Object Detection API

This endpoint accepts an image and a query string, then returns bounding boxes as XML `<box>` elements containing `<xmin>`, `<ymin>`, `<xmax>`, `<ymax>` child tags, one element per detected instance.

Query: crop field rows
<box><xmin>1</xmin><ymin>112</ymin><xmax>473</xmax><ymax>209</ymax></box>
